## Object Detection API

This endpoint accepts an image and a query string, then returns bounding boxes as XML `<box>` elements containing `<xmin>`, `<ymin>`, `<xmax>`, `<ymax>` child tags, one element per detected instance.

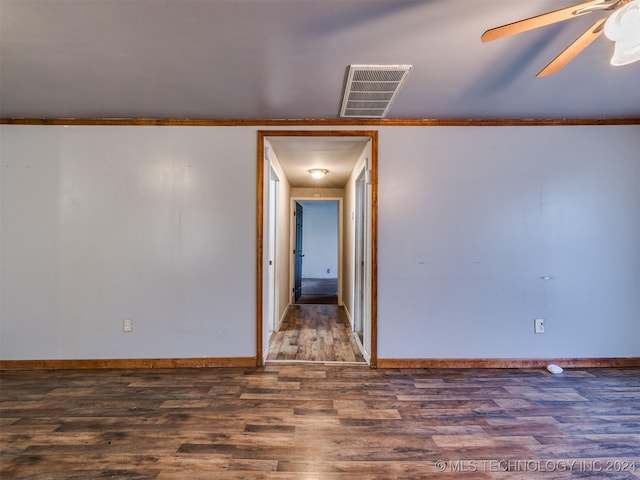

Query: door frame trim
<box><xmin>257</xmin><ymin>130</ymin><xmax>378</xmax><ymax>367</ymax></box>
<box><xmin>267</xmin><ymin>167</ymin><xmax>280</xmax><ymax>335</ymax></box>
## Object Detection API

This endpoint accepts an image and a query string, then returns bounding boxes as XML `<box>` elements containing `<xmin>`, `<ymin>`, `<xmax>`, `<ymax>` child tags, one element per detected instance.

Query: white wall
<box><xmin>0</xmin><ymin>125</ymin><xmax>257</xmax><ymax>359</ymax></box>
<box><xmin>1</xmin><ymin>124</ymin><xmax>638</xmax><ymax>361</ymax></box>
<box><xmin>298</xmin><ymin>201</ymin><xmax>338</xmax><ymax>279</ymax></box>
<box><xmin>378</xmin><ymin>125</ymin><xmax>640</xmax><ymax>359</ymax></box>
<box><xmin>290</xmin><ymin>187</ymin><xmax>344</xmax><ymax>197</ymax></box>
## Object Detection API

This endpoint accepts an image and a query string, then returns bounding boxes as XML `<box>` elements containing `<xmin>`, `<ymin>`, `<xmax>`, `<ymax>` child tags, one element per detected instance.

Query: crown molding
<box><xmin>1</xmin><ymin>117</ymin><xmax>639</xmax><ymax>127</ymax></box>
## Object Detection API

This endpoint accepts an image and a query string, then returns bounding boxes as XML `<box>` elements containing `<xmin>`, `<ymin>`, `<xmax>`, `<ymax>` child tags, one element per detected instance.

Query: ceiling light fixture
<box><xmin>308</xmin><ymin>169</ymin><xmax>328</xmax><ymax>179</ymax></box>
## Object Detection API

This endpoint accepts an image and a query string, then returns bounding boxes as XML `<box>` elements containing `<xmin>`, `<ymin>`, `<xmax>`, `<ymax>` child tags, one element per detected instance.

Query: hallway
<box><xmin>267</xmin><ymin>304</ymin><xmax>365</xmax><ymax>363</ymax></box>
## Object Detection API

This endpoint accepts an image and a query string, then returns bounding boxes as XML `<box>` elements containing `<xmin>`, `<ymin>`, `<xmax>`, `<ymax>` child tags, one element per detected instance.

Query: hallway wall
<box><xmin>262</xmin><ymin>140</ymin><xmax>291</xmax><ymax>354</ymax></box>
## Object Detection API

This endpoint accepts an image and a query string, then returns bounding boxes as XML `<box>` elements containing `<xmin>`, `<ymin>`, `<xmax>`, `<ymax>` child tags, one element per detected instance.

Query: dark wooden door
<box><xmin>294</xmin><ymin>202</ymin><xmax>303</xmax><ymax>302</ymax></box>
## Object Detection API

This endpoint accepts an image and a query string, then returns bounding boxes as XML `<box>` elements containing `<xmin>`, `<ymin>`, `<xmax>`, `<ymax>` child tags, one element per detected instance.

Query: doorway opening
<box><xmin>257</xmin><ymin>130</ymin><xmax>378</xmax><ymax>366</ymax></box>
<box><xmin>293</xmin><ymin>199</ymin><xmax>340</xmax><ymax>305</ymax></box>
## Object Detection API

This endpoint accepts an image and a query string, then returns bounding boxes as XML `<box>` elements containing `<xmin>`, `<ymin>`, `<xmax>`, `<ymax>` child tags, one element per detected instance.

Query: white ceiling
<box><xmin>268</xmin><ymin>137</ymin><xmax>369</xmax><ymax>188</ymax></box>
<box><xmin>1</xmin><ymin>0</ymin><xmax>639</xmax><ymax>121</ymax></box>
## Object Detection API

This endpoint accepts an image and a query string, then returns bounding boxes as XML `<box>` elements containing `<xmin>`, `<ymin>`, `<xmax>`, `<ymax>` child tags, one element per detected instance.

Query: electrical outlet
<box><xmin>123</xmin><ymin>319</ymin><xmax>132</xmax><ymax>332</ymax></box>
<box><xmin>534</xmin><ymin>318</ymin><xmax>545</xmax><ymax>334</ymax></box>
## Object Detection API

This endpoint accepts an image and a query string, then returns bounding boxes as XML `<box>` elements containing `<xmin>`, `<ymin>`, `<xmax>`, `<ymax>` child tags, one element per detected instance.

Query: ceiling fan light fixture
<box><xmin>308</xmin><ymin>169</ymin><xmax>328</xmax><ymax>179</ymax></box>
<box><xmin>604</xmin><ymin>0</ymin><xmax>640</xmax><ymax>66</ymax></box>
<box><xmin>482</xmin><ymin>0</ymin><xmax>640</xmax><ymax>75</ymax></box>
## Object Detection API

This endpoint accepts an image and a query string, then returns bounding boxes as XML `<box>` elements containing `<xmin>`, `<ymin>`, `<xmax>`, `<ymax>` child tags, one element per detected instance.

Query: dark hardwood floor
<box><xmin>296</xmin><ymin>278</ymin><xmax>338</xmax><ymax>305</ymax></box>
<box><xmin>1</xmin><ymin>365</ymin><xmax>639</xmax><ymax>479</ymax></box>
<box><xmin>267</xmin><ymin>304</ymin><xmax>365</xmax><ymax>363</ymax></box>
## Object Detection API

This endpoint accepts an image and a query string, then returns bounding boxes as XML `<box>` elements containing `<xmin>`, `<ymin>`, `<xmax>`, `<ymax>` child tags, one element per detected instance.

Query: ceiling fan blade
<box><xmin>536</xmin><ymin>17</ymin><xmax>607</xmax><ymax>77</ymax></box>
<box><xmin>481</xmin><ymin>0</ymin><xmax>604</xmax><ymax>42</ymax></box>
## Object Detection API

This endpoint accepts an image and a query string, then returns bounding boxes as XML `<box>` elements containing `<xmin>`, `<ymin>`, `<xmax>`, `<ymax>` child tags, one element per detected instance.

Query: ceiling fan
<box><xmin>481</xmin><ymin>0</ymin><xmax>640</xmax><ymax>77</ymax></box>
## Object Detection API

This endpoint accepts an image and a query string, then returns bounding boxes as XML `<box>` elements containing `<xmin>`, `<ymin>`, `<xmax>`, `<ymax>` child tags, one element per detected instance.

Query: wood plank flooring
<box><xmin>267</xmin><ymin>304</ymin><xmax>365</xmax><ymax>363</ymax></box>
<box><xmin>1</xmin><ymin>366</ymin><xmax>639</xmax><ymax>479</ymax></box>
<box><xmin>296</xmin><ymin>278</ymin><xmax>338</xmax><ymax>305</ymax></box>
